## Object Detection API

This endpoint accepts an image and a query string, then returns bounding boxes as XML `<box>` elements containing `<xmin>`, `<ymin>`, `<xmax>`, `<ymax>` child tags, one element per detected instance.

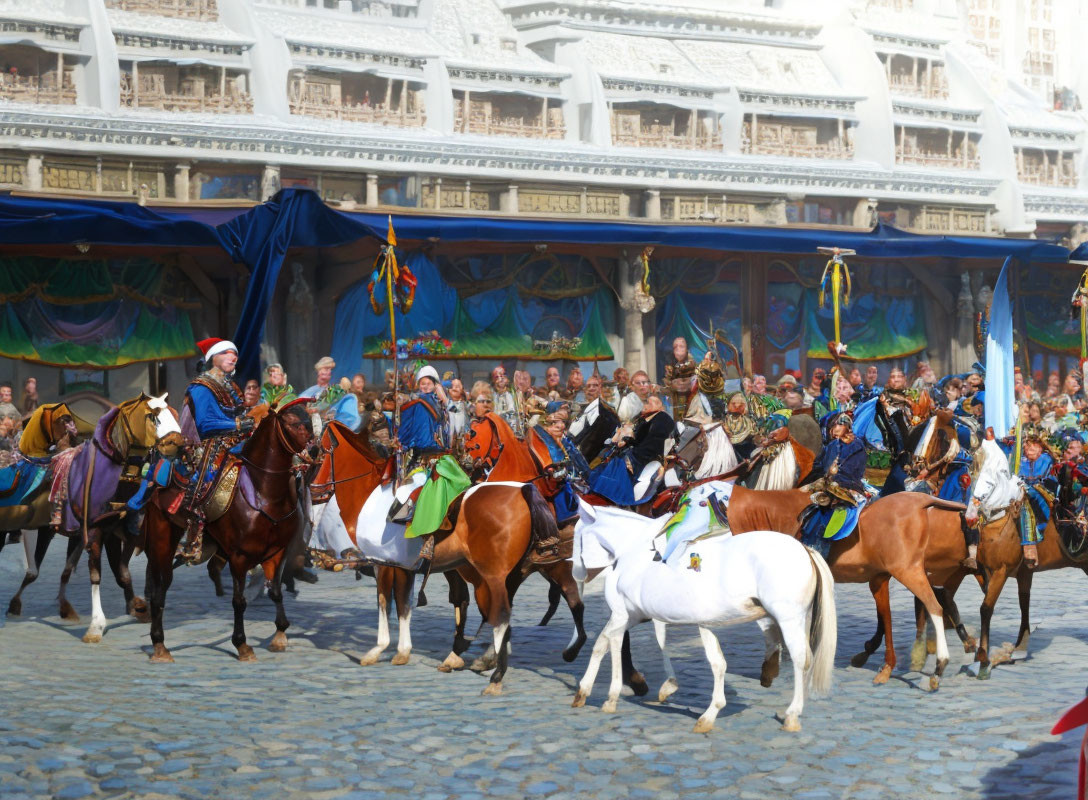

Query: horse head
<box><xmin>112</xmin><ymin>393</ymin><xmax>180</xmax><ymax>458</ymax></box>
<box><xmin>965</xmin><ymin>436</ymin><xmax>1024</xmax><ymax>525</ymax></box>
<box><xmin>275</xmin><ymin>400</ymin><xmax>315</xmax><ymax>454</ymax></box>
<box><xmin>574</xmin><ymin>498</ymin><xmax>659</xmax><ymax>568</ymax></box>
<box><xmin>42</xmin><ymin>403</ymin><xmax>78</xmax><ymax>447</ymax></box>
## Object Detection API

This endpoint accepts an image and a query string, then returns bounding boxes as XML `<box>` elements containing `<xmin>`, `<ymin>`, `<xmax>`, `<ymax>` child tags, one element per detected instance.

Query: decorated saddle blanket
<box><xmin>800</xmin><ymin>502</ymin><xmax>863</xmax><ymax>558</ymax></box>
<box><xmin>0</xmin><ymin>456</ymin><xmax>48</xmax><ymax>508</ymax></box>
<box><xmin>405</xmin><ymin>455</ymin><xmax>471</xmax><ymax>538</ymax></box>
<box><xmin>657</xmin><ymin>480</ymin><xmax>734</xmax><ymax>564</ymax></box>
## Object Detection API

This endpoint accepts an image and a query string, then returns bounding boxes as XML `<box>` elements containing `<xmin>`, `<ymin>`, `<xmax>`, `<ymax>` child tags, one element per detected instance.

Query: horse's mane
<box><xmin>325</xmin><ymin>419</ymin><xmax>385</xmax><ymax>464</ymax></box>
<box><xmin>109</xmin><ymin>394</ymin><xmax>149</xmax><ymax>456</ymax></box>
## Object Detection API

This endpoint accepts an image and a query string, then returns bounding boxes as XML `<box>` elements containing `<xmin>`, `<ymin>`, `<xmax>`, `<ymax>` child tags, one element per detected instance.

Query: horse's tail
<box><xmin>804</xmin><ymin>546</ymin><xmax>837</xmax><ymax>698</ymax></box>
<box><xmin>520</xmin><ymin>483</ymin><xmax>558</xmax><ymax>551</ymax></box>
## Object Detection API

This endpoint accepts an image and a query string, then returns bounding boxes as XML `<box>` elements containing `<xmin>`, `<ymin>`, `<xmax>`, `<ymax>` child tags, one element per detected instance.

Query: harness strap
<box><xmin>81</xmin><ymin>445</ymin><xmax>98</xmax><ymax>549</ymax></box>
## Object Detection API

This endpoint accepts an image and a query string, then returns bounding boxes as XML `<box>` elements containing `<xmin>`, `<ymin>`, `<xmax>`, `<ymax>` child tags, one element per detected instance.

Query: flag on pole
<box><xmin>984</xmin><ymin>257</ymin><xmax>1015</xmax><ymax>440</ymax></box>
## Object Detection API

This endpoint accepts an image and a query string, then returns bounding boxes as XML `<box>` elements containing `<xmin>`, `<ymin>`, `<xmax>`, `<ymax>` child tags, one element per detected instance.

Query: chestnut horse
<box><xmin>724</xmin><ymin>484</ymin><xmax>978</xmax><ymax>688</ymax></box>
<box><xmin>143</xmin><ymin>402</ymin><xmax>312</xmax><ymax>662</ymax></box>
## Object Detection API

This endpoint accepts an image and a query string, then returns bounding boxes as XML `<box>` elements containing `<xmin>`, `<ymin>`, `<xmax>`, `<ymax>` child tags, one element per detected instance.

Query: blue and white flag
<box><xmin>984</xmin><ymin>257</ymin><xmax>1015</xmax><ymax>439</ymax></box>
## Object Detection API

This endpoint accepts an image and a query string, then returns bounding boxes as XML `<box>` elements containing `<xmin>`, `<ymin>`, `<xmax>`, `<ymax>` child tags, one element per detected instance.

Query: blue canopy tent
<box><xmin>0</xmin><ymin>188</ymin><xmax>1079</xmax><ymax>381</ymax></box>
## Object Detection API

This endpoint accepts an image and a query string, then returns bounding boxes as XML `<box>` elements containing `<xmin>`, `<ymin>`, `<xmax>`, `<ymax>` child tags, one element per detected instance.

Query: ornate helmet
<box><xmin>696</xmin><ymin>356</ymin><xmax>725</xmax><ymax>395</ymax></box>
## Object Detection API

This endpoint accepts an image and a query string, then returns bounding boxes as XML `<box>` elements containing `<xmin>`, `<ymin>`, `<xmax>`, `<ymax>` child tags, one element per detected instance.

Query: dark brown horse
<box><xmin>143</xmin><ymin>402</ymin><xmax>312</xmax><ymax>662</ymax></box>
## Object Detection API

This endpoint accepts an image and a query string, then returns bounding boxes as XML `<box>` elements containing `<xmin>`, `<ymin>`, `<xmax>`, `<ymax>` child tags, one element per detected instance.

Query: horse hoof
<box><xmin>359</xmin><ymin>650</ymin><xmax>382</xmax><ymax>666</ymax></box>
<box><xmin>872</xmin><ymin>665</ymin><xmax>892</xmax><ymax>685</ymax></box>
<box><xmin>6</xmin><ymin>600</ymin><xmax>21</xmax><ymax>617</ymax></box>
<box><xmin>561</xmin><ymin>642</ymin><xmax>584</xmax><ymax>663</ymax></box>
<box><xmin>59</xmin><ymin>602</ymin><xmax>79</xmax><ymax>622</ymax></box>
<box><xmin>149</xmin><ymin>645</ymin><xmax>174</xmax><ymax>664</ymax></box>
<box><xmin>236</xmin><ymin>645</ymin><xmax>257</xmax><ymax>663</ymax></box>
<box><xmin>391</xmin><ymin>651</ymin><xmax>410</xmax><ymax>666</ymax></box>
<box><xmin>268</xmin><ymin>632</ymin><xmax>288</xmax><ymax>653</ymax></box>
<box><xmin>964</xmin><ymin>639</ymin><xmax>977</xmax><ymax>653</ymax></box>
<box><xmin>977</xmin><ymin>664</ymin><xmax>991</xmax><ymax>681</ymax></box>
<box><xmin>469</xmin><ymin>657</ymin><xmax>496</xmax><ymax>672</ymax></box>
<box><xmin>438</xmin><ymin>653</ymin><xmax>464</xmax><ymax>672</ymax></box>
<box><xmin>481</xmin><ymin>682</ymin><xmax>502</xmax><ymax>697</ymax></box>
<box><xmin>782</xmin><ymin>716</ymin><xmax>802</xmax><ymax>733</ymax></box>
<box><xmin>658</xmin><ymin>678</ymin><xmax>679</xmax><ymax>703</ymax></box>
<box><xmin>760</xmin><ymin>656</ymin><xmax>780</xmax><ymax>688</ymax></box>
<box><xmin>693</xmin><ymin>718</ymin><xmax>715</xmax><ymax>734</ymax></box>
<box><xmin>601</xmin><ymin>698</ymin><xmax>618</xmax><ymax>714</ymax></box>
<box><xmin>572</xmin><ymin>690</ymin><xmax>587</xmax><ymax>708</ymax></box>
<box><xmin>627</xmin><ymin>671</ymin><xmax>649</xmax><ymax>697</ymax></box>
<box><xmin>81</xmin><ymin>631</ymin><xmax>102</xmax><ymax>644</ymax></box>
<box><xmin>928</xmin><ymin>675</ymin><xmax>940</xmax><ymax>692</ymax></box>
<box><xmin>850</xmin><ymin>650</ymin><xmax>870</xmax><ymax>668</ymax></box>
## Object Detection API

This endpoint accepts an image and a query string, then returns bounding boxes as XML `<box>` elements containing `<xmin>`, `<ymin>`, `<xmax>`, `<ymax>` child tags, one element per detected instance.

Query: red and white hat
<box><xmin>197</xmin><ymin>338</ymin><xmax>238</xmax><ymax>361</ymax></box>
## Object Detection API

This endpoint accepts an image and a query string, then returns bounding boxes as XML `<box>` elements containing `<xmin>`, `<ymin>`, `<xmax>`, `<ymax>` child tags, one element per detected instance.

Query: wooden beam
<box><xmin>176</xmin><ymin>253</ymin><xmax>218</xmax><ymax>304</ymax></box>
<box><xmin>904</xmin><ymin>261</ymin><xmax>953</xmax><ymax>314</ymax></box>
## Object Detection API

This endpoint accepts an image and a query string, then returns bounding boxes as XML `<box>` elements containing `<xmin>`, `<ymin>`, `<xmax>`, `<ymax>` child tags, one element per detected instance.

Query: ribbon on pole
<box><xmin>1070</xmin><ymin>265</ymin><xmax>1088</xmax><ymax>361</ymax></box>
<box><xmin>984</xmin><ymin>257</ymin><xmax>1016</xmax><ymax>440</ymax></box>
<box><xmin>817</xmin><ymin>247</ymin><xmax>854</xmax><ymax>346</ymax></box>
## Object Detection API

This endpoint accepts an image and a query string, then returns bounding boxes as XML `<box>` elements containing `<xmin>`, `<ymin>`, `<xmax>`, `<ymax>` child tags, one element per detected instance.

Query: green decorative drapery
<box><xmin>0</xmin><ymin>256</ymin><xmax>197</xmax><ymax>368</ymax></box>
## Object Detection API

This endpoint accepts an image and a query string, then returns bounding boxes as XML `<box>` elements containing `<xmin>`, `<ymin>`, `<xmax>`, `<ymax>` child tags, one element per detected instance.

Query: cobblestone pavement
<box><xmin>0</xmin><ymin>538</ymin><xmax>1085</xmax><ymax>800</ymax></box>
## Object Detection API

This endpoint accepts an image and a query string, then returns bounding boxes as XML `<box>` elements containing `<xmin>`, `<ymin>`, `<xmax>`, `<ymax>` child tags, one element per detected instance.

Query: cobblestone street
<box><xmin>0</xmin><ymin>541</ymin><xmax>1085</xmax><ymax>799</ymax></box>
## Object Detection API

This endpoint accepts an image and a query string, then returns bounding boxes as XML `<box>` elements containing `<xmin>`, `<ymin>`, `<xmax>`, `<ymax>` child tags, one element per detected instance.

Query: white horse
<box><xmin>963</xmin><ymin>434</ymin><xmax>1024</xmax><ymax>528</ymax></box>
<box><xmin>572</xmin><ymin>501</ymin><xmax>836</xmax><ymax>733</ymax></box>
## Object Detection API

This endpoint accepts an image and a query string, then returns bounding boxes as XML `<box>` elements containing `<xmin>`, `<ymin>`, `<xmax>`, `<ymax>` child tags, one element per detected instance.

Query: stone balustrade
<box><xmin>105</xmin><ymin>0</ymin><xmax>219</xmax><ymax>21</ymax></box>
<box><xmin>120</xmin><ymin>87</ymin><xmax>252</xmax><ymax>113</ymax></box>
<box><xmin>896</xmin><ymin>148</ymin><xmax>980</xmax><ymax>169</ymax></box>
<box><xmin>0</xmin><ymin>71</ymin><xmax>75</xmax><ymax>105</ymax></box>
<box><xmin>289</xmin><ymin>98</ymin><xmax>425</xmax><ymax>126</ymax></box>
<box><xmin>454</xmin><ymin>108</ymin><xmax>565</xmax><ymax>139</ymax></box>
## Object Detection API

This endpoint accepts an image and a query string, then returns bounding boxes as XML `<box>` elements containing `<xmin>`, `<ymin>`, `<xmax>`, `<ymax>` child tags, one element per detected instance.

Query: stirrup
<box><xmin>960</xmin><ymin>556</ymin><xmax>978</xmax><ymax>572</ymax></box>
<box><xmin>529</xmin><ymin>537</ymin><xmax>561</xmax><ymax>565</ymax></box>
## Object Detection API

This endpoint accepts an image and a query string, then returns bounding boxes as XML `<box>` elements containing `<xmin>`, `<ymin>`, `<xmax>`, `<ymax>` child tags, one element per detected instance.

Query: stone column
<box><xmin>500</xmin><ymin>184</ymin><xmax>518</xmax><ymax>214</ymax></box>
<box><xmin>25</xmin><ymin>153</ymin><xmax>43</xmax><ymax>191</ymax></box>
<box><xmin>174</xmin><ymin>162</ymin><xmax>190</xmax><ymax>202</ymax></box>
<box><xmin>644</xmin><ymin>189</ymin><xmax>661</xmax><ymax>220</ymax></box>
<box><xmin>260</xmin><ymin>164</ymin><xmax>280</xmax><ymax>201</ymax></box>
<box><xmin>619</xmin><ymin>255</ymin><xmax>646</xmax><ymax>374</ymax></box>
<box><xmin>366</xmin><ymin>173</ymin><xmax>379</xmax><ymax>207</ymax></box>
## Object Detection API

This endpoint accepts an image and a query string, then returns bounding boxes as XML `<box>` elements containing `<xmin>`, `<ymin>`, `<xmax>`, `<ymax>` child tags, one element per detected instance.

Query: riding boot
<box><xmin>960</xmin><ymin>544</ymin><xmax>978</xmax><ymax>571</ymax></box>
<box><xmin>178</xmin><ymin>514</ymin><xmax>204</xmax><ymax>563</ymax></box>
<box><xmin>415</xmin><ymin>534</ymin><xmax>435</xmax><ymax>574</ymax></box>
<box><xmin>1021</xmin><ymin>543</ymin><xmax>1039</xmax><ymax>569</ymax></box>
<box><xmin>529</xmin><ymin>533</ymin><xmax>562</xmax><ymax>565</ymax></box>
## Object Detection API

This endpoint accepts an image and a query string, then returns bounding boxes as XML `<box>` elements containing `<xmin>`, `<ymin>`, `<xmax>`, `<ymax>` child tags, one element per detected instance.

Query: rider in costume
<box><xmin>1018</xmin><ymin>429</ymin><xmax>1055</xmax><ymax>569</ymax></box>
<box><xmin>663</xmin><ymin>337</ymin><xmax>696</xmax><ymax>419</ymax></box>
<box><xmin>799</xmin><ymin>410</ymin><xmax>869</xmax><ymax>553</ymax></box>
<box><xmin>589</xmin><ymin>394</ymin><xmax>675</xmax><ymax>506</ymax></box>
<box><xmin>396</xmin><ymin>365</ymin><xmax>449</xmax><ymax>472</ymax></box>
<box><xmin>528</xmin><ymin>401</ymin><xmax>591</xmax><ymax>524</ymax></box>
<box><xmin>175</xmin><ymin>338</ymin><xmax>267</xmax><ymax>559</ymax></box>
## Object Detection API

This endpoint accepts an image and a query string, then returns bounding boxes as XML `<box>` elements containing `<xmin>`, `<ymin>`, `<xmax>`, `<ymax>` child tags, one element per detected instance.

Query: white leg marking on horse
<box><xmin>82</xmin><ymin>584</ymin><xmax>106</xmax><ymax>643</ymax></box>
<box><xmin>602</xmin><ymin>618</ymin><xmax>628</xmax><ymax>713</ymax></box>
<box><xmin>693</xmin><ymin>627</ymin><xmax>727</xmax><ymax>733</ymax></box>
<box><xmin>574</xmin><ymin>627</ymin><xmax>611</xmax><ymax>707</ymax></box>
<box><xmin>360</xmin><ymin>592</ymin><xmax>390</xmax><ymax>666</ymax></box>
<box><xmin>393</xmin><ymin>607</ymin><xmax>412</xmax><ymax>665</ymax></box>
<box><xmin>779</xmin><ymin>614</ymin><xmax>809</xmax><ymax>732</ymax></box>
<box><xmin>654</xmin><ymin>620</ymin><xmax>678</xmax><ymax>702</ymax></box>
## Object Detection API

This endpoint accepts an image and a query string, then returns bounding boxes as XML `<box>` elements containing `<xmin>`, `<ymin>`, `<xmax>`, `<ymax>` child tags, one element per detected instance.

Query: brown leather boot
<box><xmin>1021</xmin><ymin>543</ymin><xmax>1039</xmax><ymax>569</ymax></box>
<box><xmin>529</xmin><ymin>534</ymin><xmax>562</xmax><ymax>565</ymax></box>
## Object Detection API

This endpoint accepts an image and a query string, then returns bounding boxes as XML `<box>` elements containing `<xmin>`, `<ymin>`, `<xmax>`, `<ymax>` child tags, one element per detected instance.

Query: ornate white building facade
<box><xmin>1</xmin><ymin>0</ymin><xmax>1087</xmax><ymax>241</ymax></box>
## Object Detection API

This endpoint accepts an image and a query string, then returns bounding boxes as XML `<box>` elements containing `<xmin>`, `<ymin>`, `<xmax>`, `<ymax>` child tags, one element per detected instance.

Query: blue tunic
<box><xmin>187</xmin><ymin>381</ymin><xmax>244</xmax><ymax>441</ymax></box>
<box><xmin>1020</xmin><ymin>452</ymin><xmax>1054</xmax><ymax>535</ymax></box>
<box><xmin>815</xmin><ymin>436</ymin><xmax>868</xmax><ymax>494</ymax></box>
<box><xmin>398</xmin><ymin>393</ymin><xmax>447</xmax><ymax>454</ymax></box>
<box><xmin>534</xmin><ymin>426</ymin><xmax>590</xmax><ymax>520</ymax></box>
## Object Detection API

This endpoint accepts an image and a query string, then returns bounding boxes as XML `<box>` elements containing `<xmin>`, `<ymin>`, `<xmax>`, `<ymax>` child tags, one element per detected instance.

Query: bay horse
<box><xmin>64</xmin><ymin>393</ymin><xmax>180</xmax><ymax>642</ymax></box>
<box><xmin>143</xmin><ymin>401</ymin><xmax>313</xmax><ymax>662</ymax></box>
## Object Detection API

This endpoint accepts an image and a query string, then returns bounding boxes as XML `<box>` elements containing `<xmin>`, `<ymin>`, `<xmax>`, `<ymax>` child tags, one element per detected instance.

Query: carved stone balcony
<box><xmin>741</xmin><ymin>119</ymin><xmax>854</xmax><ymax>160</ymax></box>
<box><xmin>1017</xmin><ymin>149</ymin><xmax>1078</xmax><ymax>187</ymax></box>
<box><xmin>887</xmin><ymin>71</ymin><xmax>950</xmax><ymax>100</ymax></box>
<box><xmin>105</xmin><ymin>0</ymin><xmax>219</xmax><ymax>21</ymax></box>
<box><xmin>610</xmin><ymin>106</ymin><xmax>722</xmax><ymax>152</ymax></box>
<box><xmin>120</xmin><ymin>66</ymin><xmax>252</xmax><ymax>113</ymax></box>
<box><xmin>453</xmin><ymin>91</ymin><xmax>565</xmax><ymax>140</ymax></box>
<box><xmin>0</xmin><ymin>70</ymin><xmax>76</xmax><ymax>105</ymax></box>
<box><xmin>288</xmin><ymin>73</ymin><xmax>425</xmax><ymax>127</ymax></box>
<box><xmin>896</xmin><ymin>126</ymin><xmax>981</xmax><ymax>169</ymax></box>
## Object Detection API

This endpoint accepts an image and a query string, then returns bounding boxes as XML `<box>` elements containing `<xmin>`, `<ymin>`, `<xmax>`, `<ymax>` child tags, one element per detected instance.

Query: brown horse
<box><xmin>725</xmin><ymin>484</ymin><xmax>979</xmax><ymax>688</ymax></box>
<box><xmin>143</xmin><ymin>402</ymin><xmax>312</xmax><ymax>662</ymax></box>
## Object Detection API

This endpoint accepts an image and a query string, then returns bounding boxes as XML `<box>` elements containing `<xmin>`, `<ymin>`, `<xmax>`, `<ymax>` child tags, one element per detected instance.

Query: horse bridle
<box><xmin>309</xmin><ymin>426</ymin><xmax>380</xmax><ymax>496</ymax></box>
